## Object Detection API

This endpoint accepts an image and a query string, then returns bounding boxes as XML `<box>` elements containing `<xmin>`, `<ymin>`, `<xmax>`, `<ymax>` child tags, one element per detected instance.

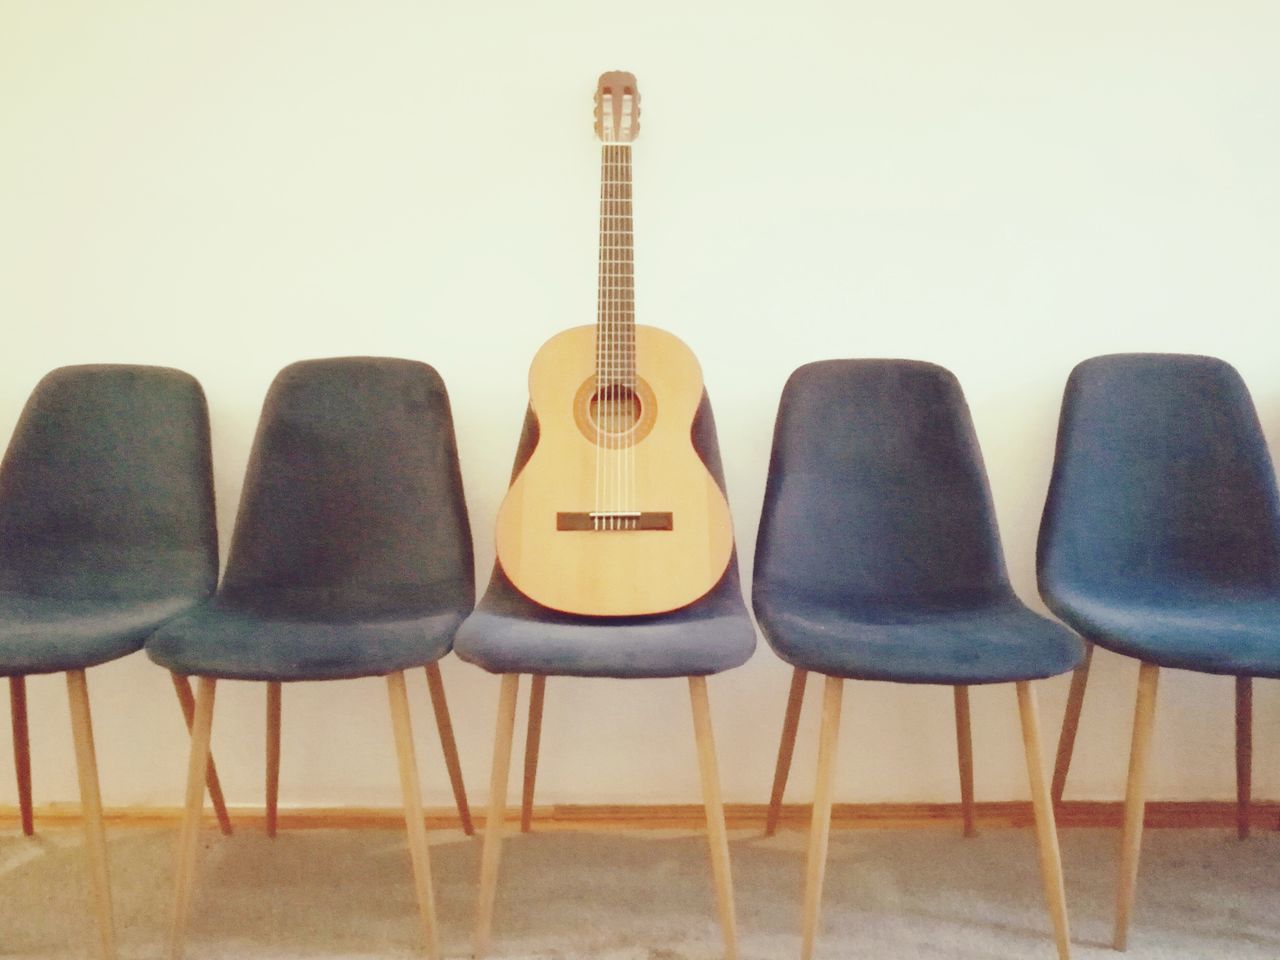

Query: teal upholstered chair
<box><xmin>453</xmin><ymin>396</ymin><xmax>756</xmax><ymax>958</ymax></box>
<box><xmin>147</xmin><ymin>358</ymin><xmax>475</xmax><ymax>960</ymax></box>
<box><xmin>1039</xmin><ymin>353</ymin><xmax>1280</xmax><ymax>949</ymax></box>
<box><xmin>0</xmin><ymin>365</ymin><xmax>229</xmax><ymax>960</ymax></box>
<box><xmin>755</xmin><ymin>361</ymin><xmax>1081</xmax><ymax>960</ymax></box>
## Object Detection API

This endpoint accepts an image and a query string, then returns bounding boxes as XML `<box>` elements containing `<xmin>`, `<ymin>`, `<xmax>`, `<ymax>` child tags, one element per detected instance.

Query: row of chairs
<box><xmin>2</xmin><ymin>353</ymin><xmax>1277</xmax><ymax>960</ymax></box>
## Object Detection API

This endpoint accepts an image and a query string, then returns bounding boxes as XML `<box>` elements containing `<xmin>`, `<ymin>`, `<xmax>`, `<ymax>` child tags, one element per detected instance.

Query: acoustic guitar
<box><xmin>494</xmin><ymin>71</ymin><xmax>734</xmax><ymax>616</ymax></box>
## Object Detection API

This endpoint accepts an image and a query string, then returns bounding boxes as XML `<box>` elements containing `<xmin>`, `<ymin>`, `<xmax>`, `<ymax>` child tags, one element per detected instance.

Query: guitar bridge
<box><xmin>556</xmin><ymin>511</ymin><xmax>673</xmax><ymax>531</ymax></box>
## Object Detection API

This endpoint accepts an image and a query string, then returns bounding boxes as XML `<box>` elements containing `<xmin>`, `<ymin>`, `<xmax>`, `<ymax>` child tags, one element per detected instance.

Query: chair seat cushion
<box><xmin>0</xmin><ymin>592</ymin><xmax>197</xmax><ymax>675</ymax></box>
<box><xmin>454</xmin><ymin>568</ymin><xmax>756</xmax><ymax>679</ymax></box>
<box><xmin>755</xmin><ymin>591</ymin><xmax>1083</xmax><ymax>684</ymax></box>
<box><xmin>146</xmin><ymin>599</ymin><xmax>463</xmax><ymax>682</ymax></box>
<box><xmin>1046</xmin><ymin>588</ymin><xmax>1280</xmax><ymax>678</ymax></box>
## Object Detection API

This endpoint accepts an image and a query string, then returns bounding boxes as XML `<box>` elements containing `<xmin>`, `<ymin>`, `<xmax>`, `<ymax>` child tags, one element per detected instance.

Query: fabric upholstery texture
<box><xmin>148</xmin><ymin>358</ymin><xmax>474</xmax><ymax>682</ymax></box>
<box><xmin>0</xmin><ymin>365</ymin><xmax>218</xmax><ymax>676</ymax></box>
<box><xmin>453</xmin><ymin>395</ymin><xmax>757</xmax><ymax>678</ymax></box>
<box><xmin>753</xmin><ymin>359</ymin><xmax>1082</xmax><ymax>685</ymax></box>
<box><xmin>1038</xmin><ymin>353</ymin><xmax>1280</xmax><ymax>679</ymax></box>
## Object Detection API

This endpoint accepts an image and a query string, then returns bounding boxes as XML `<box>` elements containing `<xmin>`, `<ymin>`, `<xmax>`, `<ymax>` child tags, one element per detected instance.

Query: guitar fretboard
<box><xmin>597</xmin><ymin>144</ymin><xmax>635</xmax><ymax>389</ymax></box>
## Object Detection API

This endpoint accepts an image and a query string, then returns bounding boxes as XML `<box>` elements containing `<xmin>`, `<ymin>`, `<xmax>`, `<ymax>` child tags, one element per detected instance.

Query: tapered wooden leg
<box><xmin>266</xmin><ymin>681</ymin><xmax>281</xmax><ymax>838</ymax></box>
<box><xmin>169</xmin><ymin>676</ymin><xmax>216</xmax><ymax>960</ymax></box>
<box><xmin>66</xmin><ymin>670</ymin><xmax>115</xmax><ymax>960</ymax></box>
<box><xmin>170</xmin><ymin>672</ymin><xmax>232</xmax><ymax>836</ymax></box>
<box><xmin>689</xmin><ymin>676</ymin><xmax>738</xmax><ymax>960</ymax></box>
<box><xmin>1017</xmin><ymin>681</ymin><xmax>1071</xmax><ymax>960</ymax></box>
<box><xmin>954</xmin><ymin>685</ymin><xmax>976</xmax><ymax>838</ymax></box>
<box><xmin>388</xmin><ymin>671</ymin><xmax>441</xmax><ymax>960</ymax></box>
<box><xmin>765</xmin><ymin>667</ymin><xmax>807</xmax><ymax>836</ymax></box>
<box><xmin>1114</xmin><ymin>662</ymin><xmax>1159</xmax><ymax>952</ymax></box>
<box><xmin>801</xmin><ymin>675</ymin><xmax>843</xmax><ymax>960</ymax></box>
<box><xmin>475</xmin><ymin>674</ymin><xmax>520</xmax><ymax>958</ymax></box>
<box><xmin>425</xmin><ymin>663</ymin><xmax>474</xmax><ymax>836</ymax></box>
<box><xmin>1052</xmin><ymin>644</ymin><xmax>1093</xmax><ymax>805</ymax></box>
<box><xmin>1235</xmin><ymin>676</ymin><xmax>1252</xmax><ymax>840</ymax></box>
<box><xmin>10</xmin><ymin>676</ymin><xmax>33</xmax><ymax>836</ymax></box>
<box><xmin>520</xmin><ymin>674</ymin><xmax>547</xmax><ymax>833</ymax></box>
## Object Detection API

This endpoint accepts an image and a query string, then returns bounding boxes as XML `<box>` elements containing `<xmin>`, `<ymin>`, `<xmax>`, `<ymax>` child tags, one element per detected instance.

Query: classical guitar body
<box><xmin>495</xmin><ymin>71</ymin><xmax>733</xmax><ymax>616</ymax></box>
<box><xmin>496</xmin><ymin>324</ymin><xmax>733</xmax><ymax>616</ymax></box>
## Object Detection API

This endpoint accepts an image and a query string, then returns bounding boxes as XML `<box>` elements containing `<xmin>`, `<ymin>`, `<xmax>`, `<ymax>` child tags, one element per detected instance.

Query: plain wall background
<box><xmin>1</xmin><ymin>0</ymin><xmax>1277</xmax><ymax>811</ymax></box>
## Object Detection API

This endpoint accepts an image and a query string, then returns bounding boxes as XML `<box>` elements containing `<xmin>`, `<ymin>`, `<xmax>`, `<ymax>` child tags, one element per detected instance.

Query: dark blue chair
<box><xmin>755</xmin><ymin>360</ymin><xmax>1081</xmax><ymax>960</ymax></box>
<box><xmin>454</xmin><ymin>396</ymin><xmax>755</xmax><ymax>958</ymax></box>
<box><xmin>1038</xmin><ymin>353</ymin><xmax>1280</xmax><ymax>950</ymax></box>
<box><xmin>0</xmin><ymin>365</ymin><xmax>227</xmax><ymax>960</ymax></box>
<box><xmin>147</xmin><ymin>358</ymin><xmax>475</xmax><ymax>960</ymax></box>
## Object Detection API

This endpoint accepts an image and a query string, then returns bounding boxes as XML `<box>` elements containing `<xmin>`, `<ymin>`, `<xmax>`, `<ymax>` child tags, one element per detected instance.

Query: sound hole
<box><xmin>589</xmin><ymin>384</ymin><xmax>642</xmax><ymax>436</ymax></box>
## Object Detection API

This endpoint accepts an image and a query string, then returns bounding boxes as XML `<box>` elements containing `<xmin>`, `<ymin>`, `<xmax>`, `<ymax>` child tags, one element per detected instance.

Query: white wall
<box><xmin>1</xmin><ymin>0</ymin><xmax>1277</xmax><ymax>811</ymax></box>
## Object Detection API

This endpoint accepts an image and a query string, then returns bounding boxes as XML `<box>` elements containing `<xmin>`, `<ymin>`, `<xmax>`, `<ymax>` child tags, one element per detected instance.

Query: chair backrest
<box><xmin>754</xmin><ymin>359</ymin><xmax>1011</xmax><ymax>614</ymax></box>
<box><xmin>219</xmin><ymin>357</ymin><xmax>475</xmax><ymax>620</ymax></box>
<box><xmin>1038</xmin><ymin>353</ymin><xmax>1280</xmax><ymax>601</ymax></box>
<box><xmin>0</xmin><ymin>365</ymin><xmax>218</xmax><ymax>602</ymax></box>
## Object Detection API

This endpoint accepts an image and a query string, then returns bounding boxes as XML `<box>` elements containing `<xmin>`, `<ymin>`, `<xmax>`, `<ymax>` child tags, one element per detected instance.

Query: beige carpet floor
<box><xmin>1</xmin><ymin>824</ymin><xmax>1277</xmax><ymax>958</ymax></box>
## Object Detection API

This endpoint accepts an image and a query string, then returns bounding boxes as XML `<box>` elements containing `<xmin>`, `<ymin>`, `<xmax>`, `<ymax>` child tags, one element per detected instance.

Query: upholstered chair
<box><xmin>1039</xmin><ymin>353</ymin><xmax>1280</xmax><ymax>950</ymax></box>
<box><xmin>0</xmin><ymin>365</ymin><xmax>227</xmax><ymax>960</ymax></box>
<box><xmin>755</xmin><ymin>360</ymin><xmax>1081</xmax><ymax>960</ymax></box>
<box><xmin>454</xmin><ymin>395</ymin><xmax>756</xmax><ymax>959</ymax></box>
<box><xmin>147</xmin><ymin>358</ymin><xmax>475</xmax><ymax>960</ymax></box>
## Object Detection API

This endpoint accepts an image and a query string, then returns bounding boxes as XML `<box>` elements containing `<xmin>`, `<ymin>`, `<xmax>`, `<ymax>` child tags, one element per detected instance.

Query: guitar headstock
<box><xmin>594</xmin><ymin>71</ymin><xmax>641</xmax><ymax>144</ymax></box>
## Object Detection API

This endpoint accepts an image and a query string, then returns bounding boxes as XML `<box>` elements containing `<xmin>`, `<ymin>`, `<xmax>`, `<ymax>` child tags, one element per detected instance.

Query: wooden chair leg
<box><xmin>521</xmin><ymin>674</ymin><xmax>547</xmax><ymax>833</ymax></box>
<box><xmin>169</xmin><ymin>676</ymin><xmax>216</xmax><ymax>960</ymax></box>
<box><xmin>424</xmin><ymin>663</ymin><xmax>474</xmax><ymax>836</ymax></box>
<box><xmin>765</xmin><ymin>667</ymin><xmax>807</xmax><ymax>836</ymax></box>
<box><xmin>1114</xmin><ymin>662</ymin><xmax>1159</xmax><ymax>951</ymax></box>
<box><xmin>689</xmin><ymin>676</ymin><xmax>739</xmax><ymax>960</ymax></box>
<box><xmin>170</xmin><ymin>672</ymin><xmax>233</xmax><ymax>836</ymax></box>
<box><xmin>388</xmin><ymin>671</ymin><xmax>441</xmax><ymax>960</ymax></box>
<box><xmin>66</xmin><ymin>670</ymin><xmax>116</xmax><ymax>960</ymax></box>
<box><xmin>1236</xmin><ymin>676</ymin><xmax>1252</xmax><ymax>840</ymax></box>
<box><xmin>953</xmin><ymin>685</ymin><xmax>976</xmax><ymax>838</ymax></box>
<box><xmin>1016</xmin><ymin>681</ymin><xmax>1071</xmax><ymax>960</ymax></box>
<box><xmin>266</xmin><ymin>681</ymin><xmax>282</xmax><ymax>838</ymax></box>
<box><xmin>10</xmin><ymin>675</ymin><xmax>33</xmax><ymax>836</ymax></box>
<box><xmin>1052</xmin><ymin>643</ymin><xmax>1093</xmax><ymax>805</ymax></box>
<box><xmin>475</xmin><ymin>674</ymin><xmax>520</xmax><ymax>959</ymax></box>
<box><xmin>801</xmin><ymin>675</ymin><xmax>843</xmax><ymax>960</ymax></box>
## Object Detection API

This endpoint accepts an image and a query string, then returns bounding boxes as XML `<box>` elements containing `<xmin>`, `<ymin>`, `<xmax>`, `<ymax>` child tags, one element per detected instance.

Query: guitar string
<box><xmin>594</xmin><ymin>140</ymin><xmax>605</xmax><ymax>530</ymax></box>
<box><xmin>622</xmin><ymin>138</ymin><xmax>637</xmax><ymax>529</ymax></box>
<box><xmin>606</xmin><ymin>141</ymin><xmax>616</xmax><ymax>529</ymax></box>
<box><xmin>611</xmin><ymin>142</ymin><xmax>621</xmax><ymax>529</ymax></box>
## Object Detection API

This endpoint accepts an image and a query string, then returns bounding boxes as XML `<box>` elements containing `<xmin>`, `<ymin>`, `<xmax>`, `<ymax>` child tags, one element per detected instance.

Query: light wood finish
<box><xmin>475</xmin><ymin>674</ymin><xmax>520</xmax><ymax>958</ymax></box>
<box><xmin>594</xmin><ymin>71</ymin><xmax>641</xmax><ymax>143</ymax></box>
<box><xmin>1052</xmin><ymin>643</ymin><xmax>1093</xmax><ymax>804</ymax></box>
<box><xmin>423</xmin><ymin>663</ymin><xmax>473</xmax><ymax>836</ymax></box>
<box><xmin>9</xmin><ymin>675</ymin><xmax>33</xmax><ymax>836</ymax></box>
<box><xmin>1114</xmin><ymin>662</ymin><xmax>1159</xmax><ymax>952</ymax></box>
<box><xmin>66</xmin><ymin>671</ymin><xmax>116</xmax><ymax>960</ymax></box>
<box><xmin>387</xmin><ymin>671</ymin><xmax>441</xmax><ymax>960</ymax></box>
<box><xmin>266</xmin><ymin>681</ymin><xmax>281</xmax><ymax>838</ymax></box>
<box><xmin>1235</xmin><ymin>675</ymin><xmax>1252</xmax><ymax>840</ymax></box>
<box><xmin>521</xmin><ymin>674</ymin><xmax>547</xmax><ymax>833</ymax></box>
<box><xmin>169</xmin><ymin>676</ymin><xmax>216</xmax><ymax>960</ymax></box>
<box><xmin>169</xmin><ymin>672</ymin><xmax>232</xmax><ymax>836</ymax></box>
<box><xmin>9</xmin><ymin>797</ymin><xmax>1280</xmax><ymax>833</ymax></box>
<box><xmin>953</xmin><ymin>685</ymin><xmax>976</xmax><ymax>838</ymax></box>
<box><xmin>494</xmin><ymin>325</ymin><xmax>734</xmax><ymax>616</ymax></box>
<box><xmin>801</xmin><ymin>675</ymin><xmax>844</xmax><ymax>960</ymax></box>
<box><xmin>765</xmin><ymin>667</ymin><xmax>807</xmax><ymax>837</ymax></box>
<box><xmin>1016</xmin><ymin>681</ymin><xmax>1072</xmax><ymax>960</ymax></box>
<box><xmin>689</xmin><ymin>676</ymin><xmax>738</xmax><ymax>959</ymax></box>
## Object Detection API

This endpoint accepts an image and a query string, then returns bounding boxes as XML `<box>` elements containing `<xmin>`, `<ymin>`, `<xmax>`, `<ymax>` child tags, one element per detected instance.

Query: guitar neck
<box><xmin>597</xmin><ymin>143</ymin><xmax>635</xmax><ymax>389</ymax></box>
